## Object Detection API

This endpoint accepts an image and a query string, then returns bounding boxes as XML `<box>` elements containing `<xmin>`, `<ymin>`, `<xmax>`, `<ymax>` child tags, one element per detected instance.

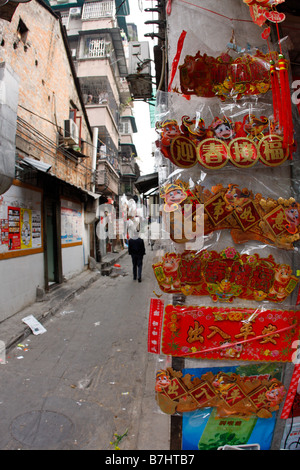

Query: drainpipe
<box><xmin>92</xmin><ymin>126</ymin><xmax>98</xmax><ymax>193</ymax></box>
<box><xmin>0</xmin><ymin>63</ymin><xmax>20</xmax><ymax>194</ymax></box>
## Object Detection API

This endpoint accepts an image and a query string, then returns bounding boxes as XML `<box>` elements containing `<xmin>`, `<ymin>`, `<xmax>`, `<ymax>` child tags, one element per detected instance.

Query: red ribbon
<box><xmin>166</xmin><ymin>0</ymin><xmax>173</xmax><ymax>15</ymax></box>
<box><xmin>168</xmin><ymin>30</ymin><xmax>187</xmax><ymax>93</ymax></box>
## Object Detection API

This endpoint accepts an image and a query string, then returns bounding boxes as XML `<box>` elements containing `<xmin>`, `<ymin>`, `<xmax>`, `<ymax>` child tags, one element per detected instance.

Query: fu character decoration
<box><xmin>155</xmin><ymin>114</ymin><xmax>294</xmax><ymax>170</ymax></box>
<box><xmin>242</xmin><ymin>0</ymin><xmax>285</xmax><ymax>27</ymax></box>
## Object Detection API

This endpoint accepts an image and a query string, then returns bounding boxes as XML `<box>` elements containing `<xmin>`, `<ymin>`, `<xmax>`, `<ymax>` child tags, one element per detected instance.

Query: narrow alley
<box><xmin>0</xmin><ymin>250</ymin><xmax>169</xmax><ymax>450</ymax></box>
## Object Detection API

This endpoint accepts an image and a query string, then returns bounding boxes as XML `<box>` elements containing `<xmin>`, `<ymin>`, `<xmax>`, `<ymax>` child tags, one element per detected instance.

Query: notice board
<box><xmin>0</xmin><ymin>181</ymin><xmax>42</xmax><ymax>259</ymax></box>
<box><xmin>60</xmin><ymin>198</ymin><xmax>83</xmax><ymax>247</ymax></box>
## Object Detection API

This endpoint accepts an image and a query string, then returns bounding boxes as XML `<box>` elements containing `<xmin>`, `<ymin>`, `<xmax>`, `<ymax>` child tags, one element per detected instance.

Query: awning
<box><xmin>134</xmin><ymin>172</ymin><xmax>158</xmax><ymax>194</ymax></box>
<box><xmin>18</xmin><ymin>157</ymin><xmax>100</xmax><ymax>201</ymax></box>
<box><xmin>0</xmin><ymin>0</ymin><xmax>31</xmax><ymax>22</ymax></box>
<box><xmin>22</xmin><ymin>156</ymin><xmax>52</xmax><ymax>173</ymax></box>
<box><xmin>120</xmin><ymin>142</ymin><xmax>137</xmax><ymax>156</ymax></box>
<box><xmin>115</xmin><ymin>0</ymin><xmax>130</xmax><ymax>16</ymax></box>
<box><xmin>144</xmin><ymin>186</ymin><xmax>159</xmax><ymax>197</ymax></box>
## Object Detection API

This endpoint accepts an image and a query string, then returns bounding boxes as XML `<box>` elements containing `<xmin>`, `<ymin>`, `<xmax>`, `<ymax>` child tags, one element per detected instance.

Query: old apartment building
<box><xmin>0</xmin><ymin>0</ymin><xmax>99</xmax><ymax>320</ymax></box>
<box><xmin>47</xmin><ymin>0</ymin><xmax>140</xmax><ymax>257</ymax></box>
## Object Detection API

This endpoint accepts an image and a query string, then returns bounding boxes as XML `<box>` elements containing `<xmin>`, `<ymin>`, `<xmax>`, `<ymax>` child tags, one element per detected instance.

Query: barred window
<box><xmin>88</xmin><ymin>38</ymin><xmax>106</xmax><ymax>57</ymax></box>
<box><xmin>82</xmin><ymin>1</ymin><xmax>115</xmax><ymax>20</ymax></box>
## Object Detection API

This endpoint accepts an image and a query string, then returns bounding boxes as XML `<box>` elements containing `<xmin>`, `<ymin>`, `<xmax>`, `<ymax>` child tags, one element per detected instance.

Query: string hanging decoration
<box><xmin>243</xmin><ymin>0</ymin><xmax>285</xmax><ymax>26</ymax></box>
<box><xmin>260</xmin><ymin>10</ymin><xmax>294</xmax><ymax>149</ymax></box>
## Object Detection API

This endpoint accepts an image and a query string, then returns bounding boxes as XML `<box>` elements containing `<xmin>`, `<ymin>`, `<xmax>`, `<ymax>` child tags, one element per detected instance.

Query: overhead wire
<box><xmin>16</xmin><ymin>117</ymin><xmax>93</xmax><ymax>185</ymax></box>
<box><xmin>17</xmin><ymin>104</ymin><xmax>120</xmax><ymax>160</ymax></box>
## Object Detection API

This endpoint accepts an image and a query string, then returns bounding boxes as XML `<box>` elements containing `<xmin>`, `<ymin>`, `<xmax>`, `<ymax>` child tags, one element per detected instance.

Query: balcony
<box><xmin>96</xmin><ymin>159</ymin><xmax>119</xmax><ymax>196</ymax></box>
<box><xmin>82</xmin><ymin>1</ymin><xmax>115</xmax><ymax>21</ymax></box>
<box><xmin>77</xmin><ymin>29</ymin><xmax>128</xmax><ymax>78</ymax></box>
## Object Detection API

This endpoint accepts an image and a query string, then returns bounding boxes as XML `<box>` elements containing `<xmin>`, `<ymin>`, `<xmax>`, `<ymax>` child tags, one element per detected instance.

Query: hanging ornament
<box><xmin>243</xmin><ymin>0</ymin><xmax>285</xmax><ymax>6</ymax></box>
<box><xmin>178</xmin><ymin>48</ymin><xmax>275</xmax><ymax>100</ymax></box>
<box><xmin>243</xmin><ymin>0</ymin><xmax>285</xmax><ymax>26</ymax></box>
<box><xmin>155</xmin><ymin>367</ymin><xmax>286</xmax><ymax>417</ymax></box>
<box><xmin>152</xmin><ymin>247</ymin><xmax>299</xmax><ymax>303</ymax></box>
<box><xmin>261</xmin><ymin>11</ymin><xmax>294</xmax><ymax>149</ymax></box>
<box><xmin>159</xmin><ymin>179</ymin><xmax>300</xmax><ymax>249</ymax></box>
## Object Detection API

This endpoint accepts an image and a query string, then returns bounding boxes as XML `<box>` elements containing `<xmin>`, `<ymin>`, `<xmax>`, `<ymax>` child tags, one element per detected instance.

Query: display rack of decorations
<box><xmin>147</xmin><ymin>0</ymin><xmax>300</xmax><ymax>450</ymax></box>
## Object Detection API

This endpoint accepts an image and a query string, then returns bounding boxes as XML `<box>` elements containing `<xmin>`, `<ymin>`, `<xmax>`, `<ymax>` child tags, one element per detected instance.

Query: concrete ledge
<box><xmin>100</xmin><ymin>249</ymin><xmax>127</xmax><ymax>275</ymax></box>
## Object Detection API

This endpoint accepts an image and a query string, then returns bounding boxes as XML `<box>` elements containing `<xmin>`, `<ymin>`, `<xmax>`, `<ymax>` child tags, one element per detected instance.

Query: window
<box><xmin>83</xmin><ymin>37</ymin><xmax>107</xmax><ymax>58</ymax></box>
<box><xmin>88</xmin><ymin>38</ymin><xmax>106</xmax><ymax>57</ymax></box>
<box><xmin>119</xmin><ymin>119</ymin><xmax>132</xmax><ymax>135</ymax></box>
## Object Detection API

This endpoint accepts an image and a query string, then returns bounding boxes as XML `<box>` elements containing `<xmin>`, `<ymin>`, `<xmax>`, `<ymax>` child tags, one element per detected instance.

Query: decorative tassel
<box><xmin>270</xmin><ymin>59</ymin><xmax>282</xmax><ymax>127</ymax></box>
<box><xmin>278</xmin><ymin>53</ymin><xmax>294</xmax><ymax>147</ymax></box>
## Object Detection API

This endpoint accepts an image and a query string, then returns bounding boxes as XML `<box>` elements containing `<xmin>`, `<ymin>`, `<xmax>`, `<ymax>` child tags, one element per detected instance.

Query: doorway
<box><xmin>45</xmin><ymin>198</ymin><xmax>62</xmax><ymax>287</ymax></box>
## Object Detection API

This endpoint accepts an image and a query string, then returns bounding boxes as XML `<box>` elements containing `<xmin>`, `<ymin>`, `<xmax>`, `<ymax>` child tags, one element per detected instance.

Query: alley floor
<box><xmin>0</xmin><ymin>247</ymin><xmax>294</xmax><ymax>452</ymax></box>
<box><xmin>0</xmin><ymin>249</ymin><xmax>169</xmax><ymax>450</ymax></box>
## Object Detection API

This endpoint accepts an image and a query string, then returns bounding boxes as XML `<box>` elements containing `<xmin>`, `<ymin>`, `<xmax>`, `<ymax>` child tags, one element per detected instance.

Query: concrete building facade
<box><xmin>47</xmin><ymin>0</ymin><xmax>140</xmax><ymax>258</ymax></box>
<box><xmin>0</xmin><ymin>0</ymin><xmax>98</xmax><ymax>321</ymax></box>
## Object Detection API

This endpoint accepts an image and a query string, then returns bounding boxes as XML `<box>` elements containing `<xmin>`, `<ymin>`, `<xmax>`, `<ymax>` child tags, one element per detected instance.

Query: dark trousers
<box><xmin>131</xmin><ymin>254</ymin><xmax>143</xmax><ymax>280</ymax></box>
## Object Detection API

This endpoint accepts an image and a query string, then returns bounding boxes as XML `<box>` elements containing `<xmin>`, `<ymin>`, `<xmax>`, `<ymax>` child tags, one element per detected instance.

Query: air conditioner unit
<box><xmin>64</xmin><ymin>119</ymin><xmax>79</xmax><ymax>145</ymax></box>
<box><xmin>70</xmin><ymin>7</ymin><xmax>81</xmax><ymax>16</ymax></box>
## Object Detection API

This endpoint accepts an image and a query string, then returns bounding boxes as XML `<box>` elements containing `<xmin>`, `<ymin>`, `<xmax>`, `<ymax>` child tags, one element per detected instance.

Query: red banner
<box><xmin>148</xmin><ymin>299</ymin><xmax>164</xmax><ymax>354</ymax></box>
<box><xmin>161</xmin><ymin>305</ymin><xmax>300</xmax><ymax>362</ymax></box>
<box><xmin>281</xmin><ymin>364</ymin><xmax>300</xmax><ymax>418</ymax></box>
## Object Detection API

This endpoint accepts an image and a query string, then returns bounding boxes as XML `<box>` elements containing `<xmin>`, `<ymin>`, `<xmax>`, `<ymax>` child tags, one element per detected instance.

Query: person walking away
<box><xmin>128</xmin><ymin>230</ymin><xmax>146</xmax><ymax>282</ymax></box>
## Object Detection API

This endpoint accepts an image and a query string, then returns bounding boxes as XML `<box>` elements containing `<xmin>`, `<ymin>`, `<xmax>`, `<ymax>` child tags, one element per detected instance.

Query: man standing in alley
<box><xmin>128</xmin><ymin>228</ymin><xmax>146</xmax><ymax>282</ymax></box>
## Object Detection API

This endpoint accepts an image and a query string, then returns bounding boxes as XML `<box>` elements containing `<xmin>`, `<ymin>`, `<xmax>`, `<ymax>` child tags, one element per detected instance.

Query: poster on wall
<box><xmin>0</xmin><ymin>183</ymin><xmax>42</xmax><ymax>257</ymax></box>
<box><xmin>8</xmin><ymin>207</ymin><xmax>21</xmax><ymax>250</ymax></box>
<box><xmin>61</xmin><ymin>199</ymin><xmax>83</xmax><ymax>246</ymax></box>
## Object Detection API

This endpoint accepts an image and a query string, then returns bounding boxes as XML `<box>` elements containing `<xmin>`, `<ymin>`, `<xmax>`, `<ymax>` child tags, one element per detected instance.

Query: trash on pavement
<box><xmin>22</xmin><ymin>315</ymin><xmax>47</xmax><ymax>335</ymax></box>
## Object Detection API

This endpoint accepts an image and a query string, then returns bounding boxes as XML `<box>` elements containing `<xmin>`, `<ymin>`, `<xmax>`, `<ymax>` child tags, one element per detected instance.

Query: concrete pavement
<box><xmin>0</xmin><ymin>249</ymin><xmax>169</xmax><ymax>450</ymax></box>
<box><xmin>0</xmin><ymin>247</ymin><xmax>293</xmax><ymax>450</ymax></box>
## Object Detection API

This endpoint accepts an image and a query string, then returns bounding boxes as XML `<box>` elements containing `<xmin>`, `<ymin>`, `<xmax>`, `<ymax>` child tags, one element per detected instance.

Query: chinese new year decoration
<box><xmin>155</xmin><ymin>114</ymin><xmax>294</xmax><ymax>170</ymax></box>
<box><xmin>161</xmin><ymin>304</ymin><xmax>300</xmax><ymax>362</ymax></box>
<box><xmin>160</xmin><ymin>180</ymin><xmax>300</xmax><ymax>249</ymax></box>
<box><xmin>152</xmin><ymin>247</ymin><xmax>298</xmax><ymax>302</ymax></box>
<box><xmin>178</xmin><ymin>50</ymin><xmax>278</xmax><ymax>100</ymax></box>
<box><xmin>243</xmin><ymin>0</ymin><xmax>285</xmax><ymax>27</ymax></box>
<box><xmin>244</xmin><ymin>0</ymin><xmax>294</xmax><ymax>149</ymax></box>
<box><xmin>156</xmin><ymin>368</ymin><xmax>286</xmax><ymax>418</ymax></box>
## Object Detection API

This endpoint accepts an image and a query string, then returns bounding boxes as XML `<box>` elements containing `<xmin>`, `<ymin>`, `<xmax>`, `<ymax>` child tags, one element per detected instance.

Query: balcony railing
<box><xmin>82</xmin><ymin>1</ymin><xmax>115</xmax><ymax>20</ymax></box>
